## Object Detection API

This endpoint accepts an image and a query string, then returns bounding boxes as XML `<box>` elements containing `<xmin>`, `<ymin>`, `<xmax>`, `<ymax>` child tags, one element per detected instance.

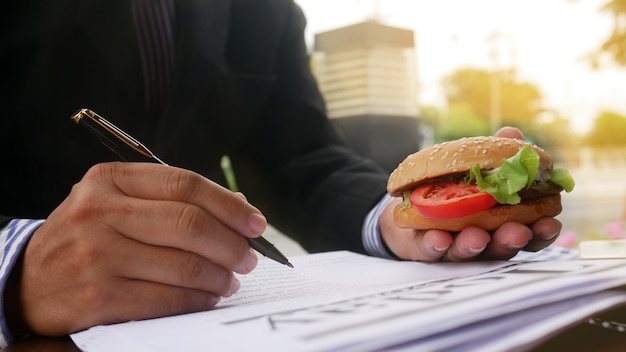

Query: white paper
<box><xmin>71</xmin><ymin>250</ymin><xmax>626</xmax><ymax>352</ymax></box>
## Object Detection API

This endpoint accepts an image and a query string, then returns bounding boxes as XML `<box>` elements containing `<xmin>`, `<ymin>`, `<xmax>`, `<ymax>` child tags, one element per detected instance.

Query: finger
<box><xmin>110</xmin><ymin>236</ymin><xmax>241</xmax><ymax>297</ymax></box>
<box><xmin>101</xmin><ymin>195</ymin><xmax>258</xmax><ymax>274</ymax></box>
<box><xmin>381</xmin><ymin>199</ymin><xmax>452</xmax><ymax>262</ymax></box>
<box><xmin>66</xmin><ymin>279</ymin><xmax>222</xmax><ymax>336</ymax></box>
<box><xmin>86</xmin><ymin>162</ymin><xmax>267</xmax><ymax>238</ymax></box>
<box><xmin>526</xmin><ymin>217</ymin><xmax>562</xmax><ymax>252</ymax></box>
<box><xmin>494</xmin><ymin>126</ymin><xmax>524</xmax><ymax>140</ymax></box>
<box><xmin>483</xmin><ymin>222</ymin><xmax>533</xmax><ymax>259</ymax></box>
<box><xmin>399</xmin><ymin>229</ymin><xmax>453</xmax><ymax>262</ymax></box>
<box><xmin>444</xmin><ymin>227</ymin><xmax>491</xmax><ymax>261</ymax></box>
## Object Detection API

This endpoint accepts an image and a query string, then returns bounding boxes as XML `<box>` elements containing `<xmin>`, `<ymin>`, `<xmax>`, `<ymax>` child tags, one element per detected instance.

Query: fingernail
<box><xmin>543</xmin><ymin>232</ymin><xmax>559</xmax><ymax>241</ymax></box>
<box><xmin>229</xmin><ymin>277</ymin><xmax>241</xmax><ymax>296</ymax></box>
<box><xmin>468</xmin><ymin>246</ymin><xmax>486</xmax><ymax>255</ymax></box>
<box><xmin>433</xmin><ymin>246</ymin><xmax>448</xmax><ymax>253</ymax></box>
<box><xmin>244</xmin><ymin>248</ymin><xmax>258</xmax><ymax>272</ymax></box>
<box><xmin>248</xmin><ymin>213</ymin><xmax>267</xmax><ymax>235</ymax></box>
<box><xmin>506</xmin><ymin>242</ymin><xmax>526</xmax><ymax>250</ymax></box>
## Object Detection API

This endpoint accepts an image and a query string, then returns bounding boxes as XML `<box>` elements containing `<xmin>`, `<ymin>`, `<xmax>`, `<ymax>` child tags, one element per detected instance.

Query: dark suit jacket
<box><xmin>1</xmin><ymin>0</ymin><xmax>389</xmax><ymax>253</ymax></box>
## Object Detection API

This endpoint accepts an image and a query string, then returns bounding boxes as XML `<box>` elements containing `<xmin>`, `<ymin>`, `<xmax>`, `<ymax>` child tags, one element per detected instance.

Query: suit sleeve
<box><xmin>242</xmin><ymin>2</ymin><xmax>390</xmax><ymax>254</ymax></box>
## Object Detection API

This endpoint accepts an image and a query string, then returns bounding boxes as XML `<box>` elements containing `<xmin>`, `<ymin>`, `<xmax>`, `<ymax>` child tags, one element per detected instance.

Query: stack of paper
<box><xmin>71</xmin><ymin>250</ymin><xmax>626</xmax><ymax>351</ymax></box>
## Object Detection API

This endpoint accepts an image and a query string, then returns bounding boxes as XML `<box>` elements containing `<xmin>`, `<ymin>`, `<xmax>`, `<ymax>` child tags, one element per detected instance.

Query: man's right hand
<box><xmin>14</xmin><ymin>162</ymin><xmax>265</xmax><ymax>336</ymax></box>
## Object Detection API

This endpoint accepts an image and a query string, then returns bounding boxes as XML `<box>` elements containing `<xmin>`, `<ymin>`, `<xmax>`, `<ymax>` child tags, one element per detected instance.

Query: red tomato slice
<box><xmin>410</xmin><ymin>181</ymin><xmax>498</xmax><ymax>219</ymax></box>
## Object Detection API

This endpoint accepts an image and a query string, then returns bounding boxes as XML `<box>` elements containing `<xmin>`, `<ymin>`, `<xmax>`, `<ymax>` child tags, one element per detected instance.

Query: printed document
<box><xmin>71</xmin><ymin>250</ymin><xmax>626</xmax><ymax>351</ymax></box>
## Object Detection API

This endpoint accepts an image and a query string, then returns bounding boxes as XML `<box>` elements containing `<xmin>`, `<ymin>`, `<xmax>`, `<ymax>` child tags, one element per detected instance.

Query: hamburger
<box><xmin>387</xmin><ymin>136</ymin><xmax>575</xmax><ymax>231</ymax></box>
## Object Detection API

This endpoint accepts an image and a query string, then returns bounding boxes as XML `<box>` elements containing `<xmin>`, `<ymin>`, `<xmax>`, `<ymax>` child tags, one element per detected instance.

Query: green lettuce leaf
<box><xmin>466</xmin><ymin>146</ymin><xmax>540</xmax><ymax>205</ymax></box>
<box><xmin>549</xmin><ymin>168</ymin><xmax>575</xmax><ymax>192</ymax></box>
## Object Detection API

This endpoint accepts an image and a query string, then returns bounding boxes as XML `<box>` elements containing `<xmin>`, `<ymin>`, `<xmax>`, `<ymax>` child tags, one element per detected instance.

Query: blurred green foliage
<box><xmin>588</xmin><ymin>0</ymin><xmax>626</xmax><ymax>67</ymax></box>
<box><xmin>585</xmin><ymin>111</ymin><xmax>626</xmax><ymax>146</ymax></box>
<box><xmin>442</xmin><ymin>68</ymin><xmax>542</xmax><ymax>131</ymax></box>
<box><xmin>436</xmin><ymin>103</ymin><xmax>489</xmax><ymax>141</ymax></box>
<box><xmin>429</xmin><ymin>67</ymin><xmax>549</xmax><ymax>144</ymax></box>
<box><xmin>422</xmin><ymin>64</ymin><xmax>626</xmax><ymax>150</ymax></box>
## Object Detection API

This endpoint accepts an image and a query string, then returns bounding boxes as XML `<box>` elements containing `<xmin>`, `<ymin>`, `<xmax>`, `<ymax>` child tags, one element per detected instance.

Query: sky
<box><xmin>294</xmin><ymin>0</ymin><xmax>626</xmax><ymax>134</ymax></box>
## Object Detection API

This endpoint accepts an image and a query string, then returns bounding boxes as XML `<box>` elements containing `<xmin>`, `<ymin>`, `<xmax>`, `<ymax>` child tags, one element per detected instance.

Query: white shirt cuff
<box><xmin>362</xmin><ymin>193</ymin><xmax>398</xmax><ymax>259</ymax></box>
<box><xmin>0</xmin><ymin>218</ymin><xmax>45</xmax><ymax>347</ymax></box>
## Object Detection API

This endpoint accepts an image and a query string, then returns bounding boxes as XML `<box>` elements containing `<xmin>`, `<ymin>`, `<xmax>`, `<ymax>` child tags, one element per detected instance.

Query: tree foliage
<box><xmin>441</xmin><ymin>67</ymin><xmax>543</xmax><ymax>135</ymax></box>
<box><xmin>589</xmin><ymin>0</ymin><xmax>626</xmax><ymax>67</ymax></box>
<box><xmin>437</xmin><ymin>103</ymin><xmax>490</xmax><ymax>141</ymax></box>
<box><xmin>536</xmin><ymin>114</ymin><xmax>577</xmax><ymax>148</ymax></box>
<box><xmin>585</xmin><ymin>110</ymin><xmax>626</xmax><ymax>146</ymax></box>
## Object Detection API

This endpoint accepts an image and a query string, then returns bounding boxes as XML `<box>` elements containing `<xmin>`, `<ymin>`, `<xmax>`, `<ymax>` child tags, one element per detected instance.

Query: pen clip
<box><xmin>71</xmin><ymin>108</ymin><xmax>166</xmax><ymax>164</ymax></box>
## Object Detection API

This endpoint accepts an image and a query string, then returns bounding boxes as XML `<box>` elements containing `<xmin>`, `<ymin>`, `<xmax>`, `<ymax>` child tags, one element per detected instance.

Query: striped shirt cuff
<box><xmin>0</xmin><ymin>219</ymin><xmax>45</xmax><ymax>348</ymax></box>
<box><xmin>362</xmin><ymin>193</ymin><xmax>398</xmax><ymax>259</ymax></box>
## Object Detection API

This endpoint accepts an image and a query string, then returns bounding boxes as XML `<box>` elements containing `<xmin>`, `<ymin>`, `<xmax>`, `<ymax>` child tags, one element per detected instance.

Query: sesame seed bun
<box><xmin>387</xmin><ymin>136</ymin><xmax>553</xmax><ymax>196</ymax></box>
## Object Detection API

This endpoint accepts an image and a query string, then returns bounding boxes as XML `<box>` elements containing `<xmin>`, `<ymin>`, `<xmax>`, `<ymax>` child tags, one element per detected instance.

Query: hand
<box><xmin>12</xmin><ymin>162</ymin><xmax>265</xmax><ymax>336</ymax></box>
<box><xmin>378</xmin><ymin>127</ymin><xmax>562</xmax><ymax>262</ymax></box>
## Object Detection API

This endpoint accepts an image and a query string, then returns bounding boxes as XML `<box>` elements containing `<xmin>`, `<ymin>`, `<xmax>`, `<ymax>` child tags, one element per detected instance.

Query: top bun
<box><xmin>387</xmin><ymin>136</ymin><xmax>553</xmax><ymax>196</ymax></box>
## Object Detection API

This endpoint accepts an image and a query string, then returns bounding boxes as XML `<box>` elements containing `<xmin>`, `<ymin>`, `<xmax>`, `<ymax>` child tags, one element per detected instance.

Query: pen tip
<box><xmin>286</xmin><ymin>262</ymin><xmax>294</xmax><ymax>268</ymax></box>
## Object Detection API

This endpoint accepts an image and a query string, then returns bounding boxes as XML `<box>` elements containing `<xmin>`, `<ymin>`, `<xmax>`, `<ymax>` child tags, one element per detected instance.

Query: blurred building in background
<box><xmin>311</xmin><ymin>20</ymin><xmax>422</xmax><ymax>172</ymax></box>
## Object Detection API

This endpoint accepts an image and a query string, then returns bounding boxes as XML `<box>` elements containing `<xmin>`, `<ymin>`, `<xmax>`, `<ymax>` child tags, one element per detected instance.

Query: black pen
<box><xmin>71</xmin><ymin>108</ymin><xmax>294</xmax><ymax>268</ymax></box>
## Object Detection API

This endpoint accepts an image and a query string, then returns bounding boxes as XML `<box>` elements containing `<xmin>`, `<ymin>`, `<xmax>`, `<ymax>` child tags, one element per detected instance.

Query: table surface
<box><xmin>7</xmin><ymin>305</ymin><xmax>626</xmax><ymax>351</ymax></box>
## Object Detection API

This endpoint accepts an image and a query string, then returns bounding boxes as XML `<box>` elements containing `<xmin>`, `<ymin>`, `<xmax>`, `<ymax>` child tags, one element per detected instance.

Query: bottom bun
<box><xmin>394</xmin><ymin>194</ymin><xmax>562</xmax><ymax>232</ymax></box>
